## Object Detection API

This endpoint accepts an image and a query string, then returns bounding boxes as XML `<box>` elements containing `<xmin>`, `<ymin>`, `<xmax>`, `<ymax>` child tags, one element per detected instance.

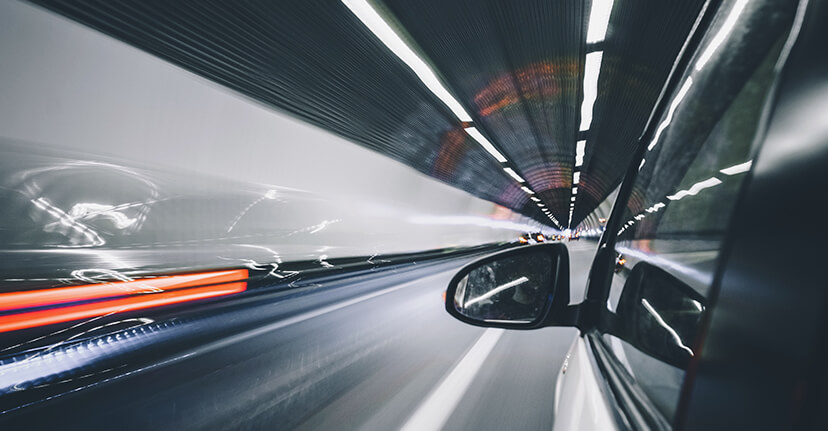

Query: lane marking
<box><xmin>401</xmin><ymin>327</ymin><xmax>505</xmax><ymax>431</ymax></box>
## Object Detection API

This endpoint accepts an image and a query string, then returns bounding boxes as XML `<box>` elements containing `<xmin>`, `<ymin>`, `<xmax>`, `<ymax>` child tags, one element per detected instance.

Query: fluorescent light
<box><xmin>720</xmin><ymin>160</ymin><xmax>752</xmax><ymax>175</ymax></box>
<box><xmin>575</xmin><ymin>140</ymin><xmax>586</xmax><ymax>167</ymax></box>
<box><xmin>573</xmin><ymin>172</ymin><xmax>581</xmax><ymax>184</ymax></box>
<box><xmin>521</xmin><ymin>186</ymin><xmax>535</xmax><ymax>194</ymax></box>
<box><xmin>342</xmin><ymin>0</ymin><xmax>473</xmax><ymax>122</ymax></box>
<box><xmin>639</xmin><ymin>159</ymin><xmax>646</xmax><ymax>170</ymax></box>
<box><xmin>465</xmin><ymin>127</ymin><xmax>508</xmax><ymax>163</ymax></box>
<box><xmin>587</xmin><ymin>0</ymin><xmax>615</xmax><ymax>44</ymax></box>
<box><xmin>503</xmin><ymin>167</ymin><xmax>525</xmax><ymax>182</ymax></box>
<box><xmin>571</xmin><ymin>196</ymin><xmax>576</xmax><ymax>202</ymax></box>
<box><xmin>530</xmin><ymin>196</ymin><xmax>541</xmax><ymax>202</ymax></box>
<box><xmin>695</xmin><ymin>0</ymin><xmax>749</xmax><ymax>71</ymax></box>
<box><xmin>580</xmin><ymin>52</ymin><xmax>604</xmax><ymax>131</ymax></box>
<box><xmin>572</xmin><ymin>188</ymin><xmax>578</xmax><ymax>195</ymax></box>
<box><xmin>667</xmin><ymin>177</ymin><xmax>722</xmax><ymax>201</ymax></box>
<box><xmin>648</xmin><ymin>78</ymin><xmax>693</xmax><ymax>151</ymax></box>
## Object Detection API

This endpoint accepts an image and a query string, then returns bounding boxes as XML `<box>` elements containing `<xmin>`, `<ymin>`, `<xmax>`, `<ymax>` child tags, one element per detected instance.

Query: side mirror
<box><xmin>615</xmin><ymin>262</ymin><xmax>707</xmax><ymax>369</ymax></box>
<box><xmin>445</xmin><ymin>243</ymin><xmax>569</xmax><ymax>329</ymax></box>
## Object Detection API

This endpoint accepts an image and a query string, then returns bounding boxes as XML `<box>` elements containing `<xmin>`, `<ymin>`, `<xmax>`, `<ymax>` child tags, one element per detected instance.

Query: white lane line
<box><xmin>400</xmin><ymin>327</ymin><xmax>505</xmax><ymax>431</ymax></box>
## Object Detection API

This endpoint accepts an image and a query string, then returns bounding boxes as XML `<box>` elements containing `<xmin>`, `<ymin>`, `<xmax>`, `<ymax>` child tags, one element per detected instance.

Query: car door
<box><xmin>558</xmin><ymin>0</ymin><xmax>803</xmax><ymax>428</ymax></box>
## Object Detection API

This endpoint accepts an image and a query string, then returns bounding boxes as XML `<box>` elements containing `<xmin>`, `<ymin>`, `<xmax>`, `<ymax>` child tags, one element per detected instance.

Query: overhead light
<box><xmin>503</xmin><ymin>167</ymin><xmax>525</xmax><ymax>182</ymax></box>
<box><xmin>573</xmin><ymin>172</ymin><xmax>581</xmax><ymax>184</ymax></box>
<box><xmin>571</xmin><ymin>196</ymin><xmax>577</xmax><ymax>202</ymax></box>
<box><xmin>342</xmin><ymin>0</ymin><xmax>473</xmax><ymax>122</ymax></box>
<box><xmin>587</xmin><ymin>0</ymin><xmax>615</xmax><ymax>44</ymax></box>
<box><xmin>720</xmin><ymin>160</ymin><xmax>752</xmax><ymax>175</ymax></box>
<box><xmin>575</xmin><ymin>140</ymin><xmax>586</xmax><ymax>167</ymax></box>
<box><xmin>579</xmin><ymin>51</ymin><xmax>604</xmax><ymax>131</ymax></box>
<box><xmin>521</xmin><ymin>186</ymin><xmax>535</xmax><ymax>195</ymax></box>
<box><xmin>572</xmin><ymin>187</ymin><xmax>578</xmax><ymax>195</ymax></box>
<box><xmin>695</xmin><ymin>0</ymin><xmax>750</xmax><ymax>71</ymax></box>
<box><xmin>667</xmin><ymin>177</ymin><xmax>722</xmax><ymax>201</ymax></box>
<box><xmin>648</xmin><ymin>78</ymin><xmax>693</xmax><ymax>151</ymax></box>
<box><xmin>538</xmin><ymin>203</ymin><xmax>545</xmax><ymax>207</ymax></box>
<box><xmin>465</xmin><ymin>127</ymin><xmax>508</xmax><ymax>163</ymax></box>
<box><xmin>639</xmin><ymin>159</ymin><xmax>646</xmax><ymax>170</ymax></box>
<box><xmin>530</xmin><ymin>196</ymin><xmax>541</xmax><ymax>202</ymax></box>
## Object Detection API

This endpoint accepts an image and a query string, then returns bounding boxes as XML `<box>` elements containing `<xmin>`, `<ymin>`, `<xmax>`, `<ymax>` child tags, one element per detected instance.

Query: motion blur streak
<box><xmin>0</xmin><ymin>270</ymin><xmax>248</xmax><ymax>311</ymax></box>
<box><xmin>0</xmin><ymin>279</ymin><xmax>247</xmax><ymax>333</ymax></box>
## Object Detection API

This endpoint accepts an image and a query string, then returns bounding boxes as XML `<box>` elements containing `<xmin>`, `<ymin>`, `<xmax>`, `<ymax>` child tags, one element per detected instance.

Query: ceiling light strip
<box><xmin>586</xmin><ymin>0</ymin><xmax>615</xmax><ymax>44</ymax></box>
<box><xmin>465</xmin><ymin>127</ymin><xmax>508</xmax><ymax>163</ymax></box>
<box><xmin>503</xmin><ymin>167</ymin><xmax>525</xmax><ymax>183</ymax></box>
<box><xmin>579</xmin><ymin>51</ymin><xmax>604</xmax><ymax>131</ymax></box>
<box><xmin>342</xmin><ymin>0</ymin><xmax>473</xmax><ymax>122</ymax></box>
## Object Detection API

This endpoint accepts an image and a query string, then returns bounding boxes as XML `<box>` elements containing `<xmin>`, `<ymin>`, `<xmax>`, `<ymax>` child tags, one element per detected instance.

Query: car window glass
<box><xmin>603</xmin><ymin>0</ymin><xmax>798</xmax><ymax>421</ymax></box>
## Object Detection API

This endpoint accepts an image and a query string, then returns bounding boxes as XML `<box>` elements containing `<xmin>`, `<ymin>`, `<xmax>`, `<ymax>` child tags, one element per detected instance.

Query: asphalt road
<box><xmin>1</xmin><ymin>241</ymin><xmax>597</xmax><ymax>430</ymax></box>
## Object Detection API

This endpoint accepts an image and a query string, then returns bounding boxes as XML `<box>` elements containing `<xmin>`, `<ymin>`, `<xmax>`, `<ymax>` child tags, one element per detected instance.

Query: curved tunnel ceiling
<box><xmin>29</xmin><ymin>0</ymin><xmax>706</xmax><ymax>229</ymax></box>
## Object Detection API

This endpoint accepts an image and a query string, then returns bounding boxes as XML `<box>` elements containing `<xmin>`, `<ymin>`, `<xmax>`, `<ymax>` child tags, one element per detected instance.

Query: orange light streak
<box><xmin>0</xmin><ymin>270</ymin><xmax>247</xmax><ymax>312</ymax></box>
<box><xmin>0</xmin><ymin>281</ymin><xmax>246</xmax><ymax>333</ymax></box>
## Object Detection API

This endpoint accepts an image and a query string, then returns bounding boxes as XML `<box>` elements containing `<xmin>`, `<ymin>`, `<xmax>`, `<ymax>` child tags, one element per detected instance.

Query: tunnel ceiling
<box><xmin>30</xmin><ymin>0</ymin><xmax>707</xmax><ymax>229</ymax></box>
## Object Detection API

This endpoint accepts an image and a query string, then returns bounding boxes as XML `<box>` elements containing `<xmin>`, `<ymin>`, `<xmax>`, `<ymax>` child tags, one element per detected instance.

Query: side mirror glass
<box><xmin>616</xmin><ymin>262</ymin><xmax>707</xmax><ymax>369</ymax></box>
<box><xmin>445</xmin><ymin>243</ymin><xmax>569</xmax><ymax>329</ymax></box>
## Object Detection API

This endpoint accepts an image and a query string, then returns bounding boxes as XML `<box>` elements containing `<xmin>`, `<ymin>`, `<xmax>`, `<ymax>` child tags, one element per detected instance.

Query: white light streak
<box><xmin>571</xmin><ymin>196</ymin><xmax>577</xmax><ymax>202</ymax></box>
<box><xmin>464</xmin><ymin>276</ymin><xmax>529</xmax><ymax>307</ymax></box>
<box><xmin>521</xmin><ymin>186</ymin><xmax>535</xmax><ymax>195</ymax></box>
<box><xmin>667</xmin><ymin>177</ymin><xmax>722</xmax><ymax>201</ymax></box>
<box><xmin>68</xmin><ymin>203</ymin><xmax>137</xmax><ymax>230</ymax></box>
<box><xmin>573</xmin><ymin>171</ymin><xmax>581</xmax><ymax>184</ymax></box>
<box><xmin>645</xmin><ymin>202</ymin><xmax>666</xmax><ymax>213</ymax></box>
<box><xmin>407</xmin><ymin>215</ymin><xmax>543</xmax><ymax>233</ymax></box>
<box><xmin>342</xmin><ymin>0</ymin><xmax>473</xmax><ymax>122</ymax></box>
<box><xmin>720</xmin><ymin>160</ymin><xmax>752</xmax><ymax>175</ymax></box>
<box><xmin>572</xmin><ymin>187</ymin><xmax>578</xmax><ymax>195</ymax></box>
<box><xmin>641</xmin><ymin>299</ymin><xmax>694</xmax><ymax>357</ymax></box>
<box><xmin>648</xmin><ymin>78</ymin><xmax>693</xmax><ymax>151</ymax></box>
<box><xmin>694</xmin><ymin>0</ymin><xmax>749</xmax><ymax>71</ymax></box>
<box><xmin>580</xmin><ymin>52</ymin><xmax>604</xmax><ymax>131</ymax></box>
<box><xmin>575</xmin><ymin>140</ymin><xmax>587</xmax><ymax>167</ymax></box>
<box><xmin>503</xmin><ymin>167</ymin><xmax>525</xmax><ymax>182</ymax></box>
<box><xmin>530</xmin><ymin>196</ymin><xmax>541</xmax><ymax>202</ymax></box>
<box><xmin>465</xmin><ymin>127</ymin><xmax>508</xmax><ymax>163</ymax></box>
<box><xmin>587</xmin><ymin>0</ymin><xmax>615</xmax><ymax>44</ymax></box>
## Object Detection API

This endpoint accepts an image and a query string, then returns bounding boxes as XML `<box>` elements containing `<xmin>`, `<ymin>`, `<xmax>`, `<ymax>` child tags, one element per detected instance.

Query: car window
<box><xmin>602</xmin><ymin>0</ymin><xmax>798</xmax><ymax>421</ymax></box>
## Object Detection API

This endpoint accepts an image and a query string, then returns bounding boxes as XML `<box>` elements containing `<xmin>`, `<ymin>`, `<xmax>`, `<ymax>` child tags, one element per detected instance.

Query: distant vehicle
<box><xmin>614</xmin><ymin>253</ymin><xmax>626</xmax><ymax>273</ymax></box>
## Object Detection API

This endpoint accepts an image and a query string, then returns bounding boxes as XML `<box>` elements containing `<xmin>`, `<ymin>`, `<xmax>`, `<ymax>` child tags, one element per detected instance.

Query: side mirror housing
<box><xmin>445</xmin><ymin>243</ymin><xmax>570</xmax><ymax>329</ymax></box>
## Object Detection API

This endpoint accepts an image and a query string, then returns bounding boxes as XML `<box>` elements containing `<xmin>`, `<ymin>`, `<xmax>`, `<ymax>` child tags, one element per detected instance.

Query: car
<box><xmin>445</xmin><ymin>0</ymin><xmax>828</xmax><ymax>429</ymax></box>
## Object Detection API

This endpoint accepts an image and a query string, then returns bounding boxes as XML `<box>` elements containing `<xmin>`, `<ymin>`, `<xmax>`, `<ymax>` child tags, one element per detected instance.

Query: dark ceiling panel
<box><xmin>382</xmin><ymin>0</ymin><xmax>585</xmax><ymax>226</ymax></box>
<box><xmin>574</xmin><ymin>0</ymin><xmax>707</xmax><ymax>223</ymax></box>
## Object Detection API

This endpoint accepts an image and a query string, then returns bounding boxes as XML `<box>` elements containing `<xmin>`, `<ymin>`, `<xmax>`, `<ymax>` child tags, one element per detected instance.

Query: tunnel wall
<box><xmin>0</xmin><ymin>1</ymin><xmax>551</xmax><ymax>282</ymax></box>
